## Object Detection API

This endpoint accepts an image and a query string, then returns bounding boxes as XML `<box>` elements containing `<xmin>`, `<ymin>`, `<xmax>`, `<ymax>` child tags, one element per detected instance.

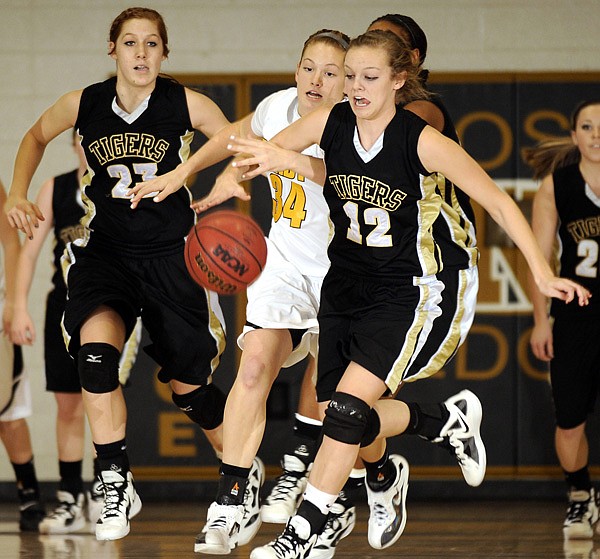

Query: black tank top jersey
<box><xmin>51</xmin><ymin>169</ymin><xmax>86</xmax><ymax>297</ymax></box>
<box><xmin>75</xmin><ymin>76</ymin><xmax>195</xmax><ymax>253</ymax></box>
<box><xmin>320</xmin><ymin>101</ymin><xmax>447</xmax><ymax>279</ymax></box>
<box><xmin>426</xmin><ymin>96</ymin><xmax>478</xmax><ymax>269</ymax></box>
<box><xmin>551</xmin><ymin>164</ymin><xmax>600</xmax><ymax>318</ymax></box>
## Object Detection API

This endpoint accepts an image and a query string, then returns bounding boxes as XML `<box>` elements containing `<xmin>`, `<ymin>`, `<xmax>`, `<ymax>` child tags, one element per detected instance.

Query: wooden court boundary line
<box><xmin>129</xmin><ymin>465</ymin><xmax>600</xmax><ymax>481</ymax></box>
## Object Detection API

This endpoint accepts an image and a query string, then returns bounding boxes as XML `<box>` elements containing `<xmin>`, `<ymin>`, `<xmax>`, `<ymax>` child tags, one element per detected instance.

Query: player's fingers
<box><xmin>232</xmin><ymin>156</ymin><xmax>260</xmax><ymax>169</ymax></box>
<box><xmin>241</xmin><ymin>168</ymin><xmax>262</xmax><ymax>180</ymax></box>
<box><xmin>19</xmin><ymin>217</ymin><xmax>34</xmax><ymax>240</ymax></box>
<box><xmin>32</xmin><ymin>204</ymin><xmax>45</xmax><ymax>221</ymax></box>
<box><xmin>191</xmin><ymin>197</ymin><xmax>218</xmax><ymax>213</ymax></box>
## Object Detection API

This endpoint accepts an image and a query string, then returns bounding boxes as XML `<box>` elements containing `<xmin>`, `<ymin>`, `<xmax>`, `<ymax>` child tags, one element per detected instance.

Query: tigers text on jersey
<box><xmin>551</xmin><ymin>163</ymin><xmax>600</xmax><ymax>317</ymax></box>
<box><xmin>251</xmin><ymin>87</ymin><xmax>330</xmax><ymax>277</ymax></box>
<box><xmin>75</xmin><ymin>76</ymin><xmax>195</xmax><ymax>253</ymax></box>
<box><xmin>320</xmin><ymin>101</ymin><xmax>476</xmax><ymax>279</ymax></box>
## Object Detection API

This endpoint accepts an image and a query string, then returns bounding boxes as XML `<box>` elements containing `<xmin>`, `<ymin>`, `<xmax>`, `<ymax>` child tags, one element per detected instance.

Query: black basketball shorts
<box><xmin>316</xmin><ymin>266</ymin><xmax>478</xmax><ymax>402</ymax></box>
<box><xmin>45</xmin><ymin>291</ymin><xmax>80</xmax><ymax>392</ymax></box>
<box><xmin>62</xmin><ymin>240</ymin><xmax>226</xmax><ymax>386</ymax></box>
<box><xmin>551</xmin><ymin>315</ymin><xmax>600</xmax><ymax>429</ymax></box>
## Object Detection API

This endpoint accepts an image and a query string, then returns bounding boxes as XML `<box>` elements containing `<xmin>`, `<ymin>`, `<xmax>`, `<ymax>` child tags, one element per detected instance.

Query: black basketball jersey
<box><xmin>424</xmin><ymin>96</ymin><xmax>478</xmax><ymax>270</ymax></box>
<box><xmin>51</xmin><ymin>169</ymin><xmax>85</xmax><ymax>296</ymax></box>
<box><xmin>320</xmin><ymin>101</ymin><xmax>444</xmax><ymax>279</ymax></box>
<box><xmin>74</xmin><ymin>76</ymin><xmax>195</xmax><ymax>253</ymax></box>
<box><xmin>551</xmin><ymin>163</ymin><xmax>600</xmax><ymax>318</ymax></box>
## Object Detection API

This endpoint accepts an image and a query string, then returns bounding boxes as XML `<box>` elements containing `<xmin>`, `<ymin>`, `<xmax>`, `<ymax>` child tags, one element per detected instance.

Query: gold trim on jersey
<box><xmin>205</xmin><ymin>290</ymin><xmax>227</xmax><ymax>375</ymax></box>
<box><xmin>426</xmin><ymin>173</ymin><xmax>479</xmax><ymax>268</ymax></box>
<box><xmin>416</xmin><ymin>174</ymin><xmax>443</xmax><ymax>276</ymax></box>
<box><xmin>180</xmin><ymin>129</ymin><xmax>195</xmax><ymax>217</ymax></box>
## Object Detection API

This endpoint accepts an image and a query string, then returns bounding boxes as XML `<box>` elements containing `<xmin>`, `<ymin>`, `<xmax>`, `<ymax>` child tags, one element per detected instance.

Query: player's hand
<box><xmin>9</xmin><ymin>308</ymin><xmax>35</xmax><ymax>346</ymax></box>
<box><xmin>129</xmin><ymin>167</ymin><xmax>187</xmax><ymax>209</ymax></box>
<box><xmin>192</xmin><ymin>167</ymin><xmax>251</xmax><ymax>214</ymax></box>
<box><xmin>537</xmin><ymin>275</ymin><xmax>591</xmax><ymax>307</ymax></box>
<box><xmin>5</xmin><ymin>193</ymin><xmax>45</xmax><ymax>239</ymax></box>
<box><xmin>227</xmin><ymin>135</ymin><xmax>292</xmax><ymax>180</ymax></box>
<box><xmin>529</xmin><ymin>320</ymin><xmax>553</xmax><ymax>361</ymax></box>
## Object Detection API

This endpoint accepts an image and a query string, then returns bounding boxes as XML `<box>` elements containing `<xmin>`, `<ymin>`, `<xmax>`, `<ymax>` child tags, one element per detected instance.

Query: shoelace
<box><xmin>207</xmin><ymin>515</ymin><xmax>228</xmax><ymax>529</ymax></box>
<box><xmin>205</xmin><ymin>505</ymin><xmax>239</xmax><ymax>532</ymax></box>
<box><xmin>271</xmin><ymin>524</ymin><xmax>305</xmax><ymax>555</ymax></box>
<box><xmin>91</xmin><ymin>483</ymin><xmax>104</xmax><ymax>502</ymax></box>
<box><xmin>47</xmin><ymin>501</ymin><xmax>76</xmax><ymax>520</ymax></box>
<box><xmin>435</xmin><ymin>434</ymin><xmax>470</xmax><ymax>465</ymax></box>
<box><xmin>566</xmin><ymin>500</ymin><xmax>589</xmax><ymax>522</ymax></box>
<box><xmin>321</xmin><ymin>511</ymin><xmax>344</xmax><ymax>539</ymax></box>
<box><xmin>370</xmin><ymin>500</ymin><xmax>394</xmax><ymax>527</ymax></box>
<box><xmin>268</xmin><ymin>471</ymin><xmax>304</xmax><ymax>502</ymax></box>
<box><xmin>100</xmin><ymin>481</ymin><xmax>126</xmax><ymax>519</ymax></box>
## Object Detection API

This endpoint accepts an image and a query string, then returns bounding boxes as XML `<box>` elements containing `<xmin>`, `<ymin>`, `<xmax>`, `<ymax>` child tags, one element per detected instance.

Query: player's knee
<box><xmin>237</xmin><ymin>355</ymin><xmax>271</xmax><ymax>393</ymax></box>
<box><xmin>172</xmin><ymin>383</ymin><xmax>225</xmax><ymax>430</ymax></box>
<box><xmin>360</xmin><ymin>408</ymin><xmax>381</xmax><ymax>447</ymax></box>
<box><xmin>78</xmin><ymin>343</ymin><xmax>120</xmax><ymax>394</ymax></box>
<box><xmin>323</xmin><ymin>391</ymin><xmax>371</xmax><ymax>445</ymax></box>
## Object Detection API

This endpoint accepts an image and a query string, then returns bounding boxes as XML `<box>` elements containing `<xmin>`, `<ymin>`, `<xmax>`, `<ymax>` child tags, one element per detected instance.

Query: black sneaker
<box><xmin>250</xmin><ymin>514</ymin><xmax>318</xmax><ymax>559</ymax></box>
<box><xmin>19</xmin><ymin>488</ymin><xmax>46</xmax><ymax>532</ymax></box>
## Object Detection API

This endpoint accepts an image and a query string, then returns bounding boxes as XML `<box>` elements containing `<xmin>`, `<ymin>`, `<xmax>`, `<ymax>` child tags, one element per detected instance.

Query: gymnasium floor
<box><xmin>0</xmin><ymin>499</ymin><xmax>595</xmax><ymax>559</ymax></box>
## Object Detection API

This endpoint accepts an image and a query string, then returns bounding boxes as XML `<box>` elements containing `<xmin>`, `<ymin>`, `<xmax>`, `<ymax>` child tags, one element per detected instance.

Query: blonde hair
<box><xmin>301</xmin><ymin>29</ymin><xmax>350</xmax><ymax>58</ymax></box>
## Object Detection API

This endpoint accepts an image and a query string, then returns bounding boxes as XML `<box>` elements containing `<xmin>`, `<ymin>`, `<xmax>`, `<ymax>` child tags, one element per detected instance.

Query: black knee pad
<box><xmin>360</xmin><ymin>408</ymin><xmax>381</xmax><ymax>447</ymax></box>
<box><xmin>172</xmin><ymin>383</ymin><xmax>226</xmax><ymax>430</ymax></box>
<box><xmin>323</xmin><ymin>392</ymin><xmax>371</xmax><ymax>445</ymax></box>
<box><xmin>78</xmin><ymin>343</ymin><xmax>120</xmax><ymax>394</ymax></box>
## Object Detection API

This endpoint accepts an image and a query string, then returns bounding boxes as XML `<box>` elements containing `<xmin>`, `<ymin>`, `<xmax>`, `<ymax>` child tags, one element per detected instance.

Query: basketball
<box><xmin>185</xmin><ymin>209</ymin><xmax>267</xmax><ymax>295</ymax></box>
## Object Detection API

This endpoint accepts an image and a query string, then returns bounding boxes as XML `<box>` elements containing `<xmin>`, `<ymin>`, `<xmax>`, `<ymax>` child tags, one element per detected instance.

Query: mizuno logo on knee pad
<box><xmin>86</xmin><ymin>354</ymin><xmax>103</xmax><ymax>363</ymax></box>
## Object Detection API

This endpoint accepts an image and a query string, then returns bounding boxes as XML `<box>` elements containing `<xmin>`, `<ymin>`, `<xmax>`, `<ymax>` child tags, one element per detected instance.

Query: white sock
<box><xmin>303</xmin><ymin>482</ymin><xmax>338</xmax><ymax>515</ymax></box>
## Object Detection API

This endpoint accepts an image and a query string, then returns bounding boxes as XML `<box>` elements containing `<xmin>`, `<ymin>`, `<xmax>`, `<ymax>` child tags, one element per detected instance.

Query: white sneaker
<box><xmin>95</xmin><ymin>470</ymin><xmax>142</xmax><ymax>541</ymax></box>
<box><xmin>366</xmin><ymin>454</ymin><xmax>409</xmax><ymax>550</ymax></box>
<box><xmin>261</xmin><ymin>455</ymin><xmax>309</xmax><ymax>524</ymax></box>
<box><xmin>308</xmin><ymin>500</ymin><xmax>356</xmax><ymax>559</ymax></box>
<box><xmin>250</xmin><ymin>514</ymin><xmax>318</xmax><ymax>559</ymax></box>
<box><xmin>433</xmin><ymin>390</ymin><xmax>487</xmax><ymax>487</ymax></box>
<box><xmin>564</xmin><ymin>488</ymin><xmax>600</xmax><ymax>539</ymax></box>
<box><xmin>39</xmin><ymin>491</ymin><xmax>86</xmax><ymax>534</ymax></box>
<box><xmin>194</xmin><ymin>502</ymin><xmax>244</xmax><ymax>554</ymax></box>
<box><xmin>87</xmin><ymin>480</ymin><xmax>104</xmax><ymax>530</ymax></box>
<box><xmin>239</xmin><ymin>457</ymin><xmax>265</xmax><ymax>545</ymax></box>
<box><xmin>563</xmin><ymin>538</ymin><xmax>594</xmax><ymax>559</ymax></box>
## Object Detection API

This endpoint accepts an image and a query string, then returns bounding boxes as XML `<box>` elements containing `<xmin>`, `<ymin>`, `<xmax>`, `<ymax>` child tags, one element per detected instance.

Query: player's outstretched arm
<box><xmin>191</xmin><ymin>161</ymin><xmax>251</xmax><ymax>214</ymax></box>
<box><xmin>129</xmin><ymin>103</ymin><xmax>252</xmax><ymax>209</ymax></box>
<box><xmin>229</xmin><ymin>136</ymin><xmax>326</xmax><ymax>185</ymax></box>
<box><xmin>418</xmin><ymin>126</ymin><xmax>591</xmax><ymax>306</ymax></box>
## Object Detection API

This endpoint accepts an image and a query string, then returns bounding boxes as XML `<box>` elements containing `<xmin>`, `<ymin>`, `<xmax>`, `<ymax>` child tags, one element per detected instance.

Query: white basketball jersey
<box><xmin>251</xmin><ymin>87</ymin><xmax>330</xmax><ymax>277</ymax></box>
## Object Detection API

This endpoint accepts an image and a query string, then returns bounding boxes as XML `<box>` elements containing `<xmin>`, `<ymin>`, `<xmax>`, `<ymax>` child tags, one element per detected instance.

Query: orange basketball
<box><xmin>185</xmin><ymin>210</ymin><xmax>267</xmax><ymax>295</ymax></box>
